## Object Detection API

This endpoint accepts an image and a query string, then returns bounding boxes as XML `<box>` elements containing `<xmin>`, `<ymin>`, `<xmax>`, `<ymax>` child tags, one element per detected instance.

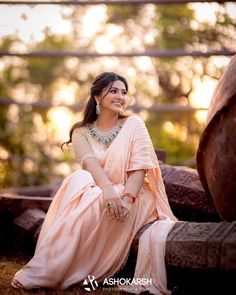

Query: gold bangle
<box><xmin>121</xmin><ymin>192</ymin><xmax>136</xmax><ymax>203</ymax></box>
<box><xmin>101</xmin><ymin>183</ymin><xmax>113</xmax><ymax>189</ymax></box>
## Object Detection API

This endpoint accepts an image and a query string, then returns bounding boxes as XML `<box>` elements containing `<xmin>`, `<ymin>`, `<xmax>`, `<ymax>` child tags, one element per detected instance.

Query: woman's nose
<box><xmin>117</xmin><ymin>91</ymin><xmax>125</xmax><ymax>99</ymax></box>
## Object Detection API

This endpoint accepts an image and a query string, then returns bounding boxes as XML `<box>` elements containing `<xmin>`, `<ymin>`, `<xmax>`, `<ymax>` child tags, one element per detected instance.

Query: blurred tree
<box><xmin>0</xmin><ymin>3</ymin><xmax>235</xmax><ymax>187</ymax></box>
<box><xmin>0</xmin><ymin>33</ymin><xmax>74</xmax><ymax>188</ymax></box>
<box><xmin>105</xmin><ymin>3</ymin><xmax>235</xmax><ymax>165</ymax></box>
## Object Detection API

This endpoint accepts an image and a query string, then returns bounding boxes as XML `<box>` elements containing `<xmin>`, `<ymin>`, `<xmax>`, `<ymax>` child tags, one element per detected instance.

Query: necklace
<box><xmin>89</xmin><ymin>123</ymin><xmax>122</xmax><ymax>145</ymax></box>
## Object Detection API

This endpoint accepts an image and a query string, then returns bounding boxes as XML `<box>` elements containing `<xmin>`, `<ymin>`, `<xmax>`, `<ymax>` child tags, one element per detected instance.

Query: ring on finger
<box><xmin>106</xmin><ymin>202</ymin><xmax>113</xmax><ymax>209</ymax></box>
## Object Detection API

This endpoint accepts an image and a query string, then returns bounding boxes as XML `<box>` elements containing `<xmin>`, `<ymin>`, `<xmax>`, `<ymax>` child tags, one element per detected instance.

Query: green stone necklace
<box><xmin>89</xmin><ymin>123</ymin><xmax>123</xmax><ymax>145</ymax></box>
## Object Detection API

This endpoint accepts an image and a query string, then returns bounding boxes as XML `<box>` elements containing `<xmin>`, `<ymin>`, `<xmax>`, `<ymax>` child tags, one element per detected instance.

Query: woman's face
<box><xmin>97</xmin><ymin>80</ymin><xmax>128</xmax><ymax>115</ymax></box>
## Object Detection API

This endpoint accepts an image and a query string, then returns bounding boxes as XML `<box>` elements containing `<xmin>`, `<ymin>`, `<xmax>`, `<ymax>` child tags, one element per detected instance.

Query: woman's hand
<box><xmin>119</xmin><ymin>196</ymin><xmax>133</xmax><ymax>222</ymax></box>
<box><xmin>102</xmin><ymin>184</ymin><xmax>124</xmax><ymax>221</ymax></box>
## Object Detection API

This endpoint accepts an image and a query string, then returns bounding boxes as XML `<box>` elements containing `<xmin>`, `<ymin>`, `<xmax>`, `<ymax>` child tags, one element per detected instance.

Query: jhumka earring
<box><xmin>96</xmin><ymin>102</ymin><xmax>101</xmax><ymax>115</ymax></box>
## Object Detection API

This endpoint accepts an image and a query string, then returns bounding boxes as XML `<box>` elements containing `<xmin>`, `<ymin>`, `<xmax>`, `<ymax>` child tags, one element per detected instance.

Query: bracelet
<box><xmin>101</xmin><ymin>183</ymin><xmax>113</xmax><ymax>189</ymax></box>
<box><xmin>121</xmin><ymin>192</ymin><xmax>136</xmax><ymax>203</ymax></box>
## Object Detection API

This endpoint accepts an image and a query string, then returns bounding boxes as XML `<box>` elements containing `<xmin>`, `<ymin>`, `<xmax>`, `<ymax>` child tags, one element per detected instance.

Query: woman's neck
<box><xmin>96</xmin><ymin>113</ymin><xmax>119</xmax><ymax>132</ymax></box>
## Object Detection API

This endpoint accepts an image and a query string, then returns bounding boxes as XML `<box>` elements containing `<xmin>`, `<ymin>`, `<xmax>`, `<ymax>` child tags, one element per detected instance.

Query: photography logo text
<box><xmin>83</xmin><ymin>275</ymin><xmax>98</xmax><ymax>292</ymax></box>
<box><xmin>83</xmin><ymin>275</ymin><xmax>152</xmax><ymax>292</ymax></box>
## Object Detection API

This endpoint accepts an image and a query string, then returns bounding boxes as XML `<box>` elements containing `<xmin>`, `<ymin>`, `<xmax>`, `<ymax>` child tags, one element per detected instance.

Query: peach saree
<box><xmin>13</xmin><ymin>115</ymin><xmax>177</xmax><ymax>293</ymax></box>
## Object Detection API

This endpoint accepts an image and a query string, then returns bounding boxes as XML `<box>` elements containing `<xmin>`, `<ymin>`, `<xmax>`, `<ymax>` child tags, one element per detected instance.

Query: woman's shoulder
<box><xmin>118</xmin><ymin>114</ymin><xmax>144</xmax><ymax>125</ymax></box>
<box><xmin>72</xmin><ymin>125</ymin><xmax>89</xmax><ymax>139</ymax></box>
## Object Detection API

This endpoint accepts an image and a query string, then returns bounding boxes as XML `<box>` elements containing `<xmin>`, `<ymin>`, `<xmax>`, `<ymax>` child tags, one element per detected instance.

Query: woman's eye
<box><xmin>110</xmin><ymin>89</ymin><xmax>127</xmax><ymax>95</ymax></box>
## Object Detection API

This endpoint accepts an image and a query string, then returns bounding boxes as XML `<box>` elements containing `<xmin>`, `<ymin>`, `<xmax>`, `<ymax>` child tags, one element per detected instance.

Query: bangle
<box><xmin>121</xmin><ymin>192</ymin><xmax>136</xmax><ymax>203</ymax></box>
<box><xmin>101</xmin><ymin>183</ymin><xmax>113</xmax><ymax>189</ymax></box>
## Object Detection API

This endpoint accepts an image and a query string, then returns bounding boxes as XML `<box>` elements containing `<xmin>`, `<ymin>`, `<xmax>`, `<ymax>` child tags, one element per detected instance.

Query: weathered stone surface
<box><xmin>155</xmin><ymin>149</ymin><xmax>166</xmax><ymax>163</ymax></box>
<box><xmin>116</xmin><ymin>221</ymin><xmax>236</xmax><ymax>294</ymax></box>
<box><xmin>13</xmin><ymin>208</ymin><xmax>46</xmax><ymax>253</ymax></box>
<box><xmin>121</xmin><ymin>221</ymin><xmax>236</xmax><ymax>273</ymax></box>
<box><xmin>197</xmin><ymin>54</ymin><xmax>236</xmax><ymax>221</ymax></box>
<box><xmin>0</xmin><ymin>193</ymin><xmax>53</xmax><ymax>215</ymax></box>
<box><xmin>14</xmin><ymin>208</ymin><xmax>46</xmax><ymax>232</ymax></box>
<box><xmin>160</xmin><ymin>163</ymin><xmax>220</xmax><ymax>222</ymax></box>
<box><xmin>0</xmin><ymin>179</ymin><xmax>61</xmax><ymax>199</ymax></box>
<box><xmin>165</xmin><ymin>221</ymin><xmax>236</xmax><ymax>271</ymax></box>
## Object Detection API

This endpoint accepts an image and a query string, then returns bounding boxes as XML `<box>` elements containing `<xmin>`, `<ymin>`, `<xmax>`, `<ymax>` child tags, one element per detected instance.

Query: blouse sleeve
<box><xmin>72</xmin><ymin>127</ymin><xmax>96</xmax><ymax>168</ymax></box>
<box><xmin>126</xmin><ymin>118</ymin><xmax>155</xmax><ymax>172</ymax></box>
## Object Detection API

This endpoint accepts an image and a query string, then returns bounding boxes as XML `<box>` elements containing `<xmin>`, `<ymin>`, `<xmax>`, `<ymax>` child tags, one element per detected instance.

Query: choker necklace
<box><xmin>89</xmin><ymin>123</ymin><xmax>122</xmax><ymax>145</ymax></box>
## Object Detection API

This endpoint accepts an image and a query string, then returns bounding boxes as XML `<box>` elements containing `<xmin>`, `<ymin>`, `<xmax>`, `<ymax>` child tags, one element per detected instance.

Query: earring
<box><xmin>96</xmin><ymin>102</ymin><xmax>101</xmax><ymax>115</ymax></box>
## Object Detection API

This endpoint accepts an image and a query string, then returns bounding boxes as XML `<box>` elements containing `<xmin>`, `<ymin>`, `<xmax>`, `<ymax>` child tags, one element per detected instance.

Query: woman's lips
<box><xmin>112</xmin><ymin>101</ymin><xmax>123</xmax><ymax>107</ymax></box>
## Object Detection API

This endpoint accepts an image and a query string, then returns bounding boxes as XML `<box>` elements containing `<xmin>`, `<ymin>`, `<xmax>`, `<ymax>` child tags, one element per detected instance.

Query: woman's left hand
<box><xmin>119</xmin><ymin>198</ymin><xmax>133</xmax><ymax>222</ymax></box>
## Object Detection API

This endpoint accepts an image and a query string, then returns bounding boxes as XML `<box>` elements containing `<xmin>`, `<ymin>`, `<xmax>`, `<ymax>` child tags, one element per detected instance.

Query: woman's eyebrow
<box><xmin>110</xmin><ymin>86</ymin><xmax>126</xmax><ymax>91</ymax></box>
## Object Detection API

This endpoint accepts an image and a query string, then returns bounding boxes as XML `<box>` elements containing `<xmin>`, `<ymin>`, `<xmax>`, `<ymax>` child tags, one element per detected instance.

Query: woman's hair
<box><xmin>61</xmin><ymin>72</ymin><xmax>128</xmax><ymax>149</ymax></box>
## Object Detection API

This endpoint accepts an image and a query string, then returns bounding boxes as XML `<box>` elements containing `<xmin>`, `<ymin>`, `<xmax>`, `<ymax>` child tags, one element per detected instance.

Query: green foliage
<box><xmin>107</xmin><ymin>5</ymin><xmax>141</xmax><ymax>23</ymax></box>
<box><xmin>0</xmin><ymin>108</ymin><xmax>51</xmax><ymax>188</ymax></box>
<box><xmin>146</xmin><ymin>114</ymin><xmax>196</xmax><ymax>166</ymax></box>
<box><xmin>27</xmin><ymin>34</ymin><xmax>71</xmax><ymax>97</ymax></box>
<box><xmin>152</xmin><ymin>127</ymin><xmax>195</xmax><ymax>166</ymax></box>
<box><xmin>0</xmin><ymin>36</ymin><xmax>17</xmax><ymax>51</ymax></box>
<box><xmin>155</xmin><ymin>4</ymin><xmax>195</xmax><ymax>49</ymax></box>
<box><xmin>0</xmin><ymin>38</ymin><xmax>26</xmax><ymax>97</ymax></box>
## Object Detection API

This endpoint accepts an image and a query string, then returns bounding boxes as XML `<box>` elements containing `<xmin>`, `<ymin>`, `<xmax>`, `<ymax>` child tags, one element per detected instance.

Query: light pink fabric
<box><xmin>13</xmin><ymin>115</ymin><xmax>177</xmax><ymax>293</ymax></box>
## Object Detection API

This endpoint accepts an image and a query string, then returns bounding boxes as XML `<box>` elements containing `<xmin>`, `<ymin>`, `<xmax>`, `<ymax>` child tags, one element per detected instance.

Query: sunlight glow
<box><xmin>82</xmin><ymin>5</ymin><xmax>107</xmax><ymax>38</ymax></box>
<box><xmin>189</xmin><ymin>76</ymin><xmax>218</xmax><ymax>124</ymax></box>
<box><xmin>102</xmin><ymin>58</ymin><xmax>120</xmax><ymax>68</ymax></box>
<box><xmin>0</xmin><ymin>147</ymin><xmax>9</xmax><ymax>160</ymax></box>
<box><xmin>95</xmin><ymin>36</ymin><xmax>116</xmax><ymax>53</ymax></box>
<box><xmin>190</xmin><ymin>3</ymin><xmax>221</xmax><ymax>25</ymax></box>
<box><xmin>7</xmin><ymin>104</ymin><xmax>19</xmax><ymax>123</ymax></box>
<box><xmin>135</xmin><ymin>57</ymin><xmax>153</xmax><ymax>72</ymax></box>
<box><xmin>53</xmin><ymin>81</ymin><xmax>78</xmax><ymax>105</ymax></box>
<box><xmin>195</xmin><ymin>110</ymin><xmax>208</xmax><ymax>124</ymax></box>
<box><xmin>23</xmin><ymin>158</ymin><xmax>35</xmax><ymax>173</ymax></box>
<box><xmin>163</xmin><ymin>121</ymin><xmax>188</xmax><ymax>141</ymax></box>
<box><xmin>56</xmin><ymin>162</ymin><xmax>71</xmax><ymax>177</ymax></box>
<box><xmin>225</xmin><ymin>3</ymin><xmax>236</xmax><ymax>19</ymax></box>
<box><xmin>95</xmin><ymin>24</ymin><xmax>123</xmax><ymax>53</ymax></box>
<box><xmin>138</xmin><ymin>111</ymin><xmax>149</xmax><ymax>121</ymax></box>
<box><xmin>189</xmin><ymin>76</ymin><xmax>218</xmax><ymax>109</ymax></box>
<box><xmin>47</xmin><ymin>107</ymin><xmax>74</xmax><ymax>141</ymax></box>
<box><xmin>211</xmin><ymin>56</ymin><xmax>231</xmax><ymax>68</ymax></box>
<box><xmin>163</xmin><ymin>121</ymin><xmax>175</xmax><ymax>134</ymax></box>
<box><xmin>65</xmin><ymin>58</ymin><xmax>79</xmax><ymax>70</ymax></box>
<box><xmin>0</xmin><ymin>61</ymin><xmax>5</xmax><ymax>72</ymax></box>
<box><xmin>0</xmin><ymin>5</ymin><xmax>72</xmax><ymax>44</ymax></box>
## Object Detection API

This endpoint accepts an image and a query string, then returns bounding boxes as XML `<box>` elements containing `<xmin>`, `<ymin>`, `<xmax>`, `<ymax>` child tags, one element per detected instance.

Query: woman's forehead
<box><xmin>105</xmin><ymin>80</ymin><xmax>126</xmax><ymax>91</ymax></box>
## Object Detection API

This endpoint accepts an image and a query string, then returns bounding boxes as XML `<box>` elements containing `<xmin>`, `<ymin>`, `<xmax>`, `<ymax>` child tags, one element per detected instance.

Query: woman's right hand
<box><xmin>119</xmin><ymin>196</ymin><xmax>133</xmax><ymax>222</ymax></box>
<box><xmin>102</xmin><ymin>184</ymin><xmax>124</xmax><ymax>221</ymax></box>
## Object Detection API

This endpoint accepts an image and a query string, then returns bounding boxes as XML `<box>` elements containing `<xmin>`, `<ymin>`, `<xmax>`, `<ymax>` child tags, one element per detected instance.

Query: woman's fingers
<box><xmin>105</xmin><ymin>196</ymin><xmax>133</xmax><ymax>222</ymax></box>
<box><xmin>116</xmin><ymin>202</ymin><xmax>125</xmax><ymax>218</ymax></box>
<box><xmin>119</xmin><ymin>209</ymin><xmax>129</xmax><ymax>222</ymax></box>
<box><xmin>112</xmin><ymin>203</ymin><xmax>120</xmax><ymax>219</ymax></box>
<box><xmin>105</xmin><ymin>198</ymin><xmax>124</xmax><ymax>220</ymax></box>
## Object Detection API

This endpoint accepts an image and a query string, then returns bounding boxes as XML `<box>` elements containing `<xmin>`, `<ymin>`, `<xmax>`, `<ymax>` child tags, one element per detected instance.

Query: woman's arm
<box><xmin>120</xmin><ymin>170</ymin><xmax>145</xmax><ymax>211</ymax></box>
<box><xmin>123</xmin><ymin>170</ymin><xmax>145</xmax><ymax>200</ymax></box>
<box><xmin>72</xmin><ymin>128</ymin><xmax>124</xmax><ymax>220</ymax></box>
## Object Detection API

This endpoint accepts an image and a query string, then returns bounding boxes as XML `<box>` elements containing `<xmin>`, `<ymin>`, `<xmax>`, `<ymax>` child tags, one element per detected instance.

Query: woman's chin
<box><xmin>110</xmin><ymin>107</ymin><xmax>123</xmax><ymax>114</ymax></box>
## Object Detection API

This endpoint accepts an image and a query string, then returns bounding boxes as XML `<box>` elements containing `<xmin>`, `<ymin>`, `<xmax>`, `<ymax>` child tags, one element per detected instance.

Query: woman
<box><xmin>11</xmin><ymin>72</ymin><xmax>177</xmax><ymax>294</ymax></box>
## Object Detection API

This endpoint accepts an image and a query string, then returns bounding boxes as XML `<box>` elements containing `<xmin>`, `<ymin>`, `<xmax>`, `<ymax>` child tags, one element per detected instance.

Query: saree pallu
<box><xmin>13</xmin><ymin>115</ymin><xmax>177</xmax><ymax>293</ymax></box>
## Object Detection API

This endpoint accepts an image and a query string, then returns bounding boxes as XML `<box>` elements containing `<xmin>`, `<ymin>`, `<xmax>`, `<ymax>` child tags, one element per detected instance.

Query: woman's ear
<box><xmin>94</xmin><ymin>96</ymin><xmax>100</xmax><ymax>103</ymax></box>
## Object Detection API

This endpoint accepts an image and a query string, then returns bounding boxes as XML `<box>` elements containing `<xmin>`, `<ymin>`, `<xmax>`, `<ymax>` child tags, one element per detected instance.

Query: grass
<box><xmin>0</xmin><ymin>252</ymin><xmax>129</xmax><ymax>295</ymax></box>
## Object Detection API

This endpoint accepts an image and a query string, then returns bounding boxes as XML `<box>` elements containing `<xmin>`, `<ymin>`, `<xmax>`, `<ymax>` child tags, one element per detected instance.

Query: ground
<box><xmin>0</xmin><ymin>252</ymin><xmax>127</xmax><ymax>295</ymax></box>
